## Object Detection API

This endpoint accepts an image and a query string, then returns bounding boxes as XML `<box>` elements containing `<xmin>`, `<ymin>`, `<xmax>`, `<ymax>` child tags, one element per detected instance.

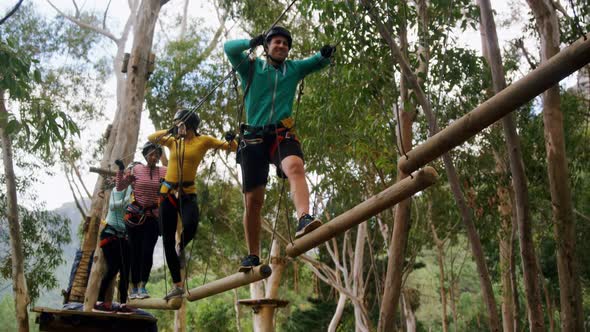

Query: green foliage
<box><xmin>283</xmin><ymin>298</ymin><xmax>353</xmax><ymax>332</ymax></box>
<box><xmin>0</xmin><ymin>196</ymin><xmax>71</xmax><ymax>302</ymax></box>
<box><xmin>0</xmin><ymin>36</ymin><xmax>80</xmax><ymax>161</ymax></box>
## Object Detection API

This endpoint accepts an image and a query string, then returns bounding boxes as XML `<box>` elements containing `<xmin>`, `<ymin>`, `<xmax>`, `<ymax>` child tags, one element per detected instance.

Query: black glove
<box><xmin>224</xmin><ymin>131</ymin><xmax>236</xmax><ymax>142</ymax></box>
<box><xmin>320</xmin><ymin>44</ymin><xmax>336</xmax><ymax>58</ymax></box>
<box><xmin>115</xmin><ymin>159</ymin><xmax>125</xmax><ymax>171</ymax></box>
<box><xmin>167</xmin><ymin>126</ymin><xmax>178</xmax><ymax>136</ymax></box>
<box><xmin>249</xmin><ymin>34</ymin><xmax>265</xmax><ymax>48</ymax></box>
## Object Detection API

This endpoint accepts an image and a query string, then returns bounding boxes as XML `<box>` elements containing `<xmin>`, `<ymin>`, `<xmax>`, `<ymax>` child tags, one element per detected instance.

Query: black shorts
<box><xmin>237</xmin><ymin>131</ymin><xmax>304</xmax><ymax>192</ymax></box>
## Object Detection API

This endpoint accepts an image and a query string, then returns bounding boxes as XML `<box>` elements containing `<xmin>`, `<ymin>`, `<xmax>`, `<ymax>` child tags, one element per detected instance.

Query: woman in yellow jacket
<box><xmin>148</xmin><ymin>109</ymin><xmax>236</xmax><ymax>300</ymax></box>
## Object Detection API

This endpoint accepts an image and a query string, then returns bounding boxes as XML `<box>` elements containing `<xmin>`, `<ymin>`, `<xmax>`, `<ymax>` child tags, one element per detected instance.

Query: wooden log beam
<box><xmin>186</xmin><ymin>265</ymin><xmax>272</xmax><ymax>302</ymax></box>
<box><xmin>286</xmin><ymin>167</ymin><xmax>438</xmax><ymax>258</ymax></box>
<box><xmin>127</xmin><ymin>297</ymin><xmax>182</xmax><ymax>310</ymax></box>
<box><xmin>89</xmin><ymin>167</ymin><xmax>117</xmax><ymax>177</ymax></box>
<box><xmin>398</xmin><ymin>33</ymin><xmax>590</xmax><ymax>174</ymax></box>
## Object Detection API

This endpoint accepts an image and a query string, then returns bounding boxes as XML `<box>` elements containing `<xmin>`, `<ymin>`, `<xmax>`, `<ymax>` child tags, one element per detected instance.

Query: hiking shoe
<box><xmin>238</xmin><ymin>254</ymin><xmax>260</xmax><ymax>273</ymax></box>
<box><xmin>295</xmin><ymin>214</ymin><xmax>322</xmax><ymax>239</ymax></box>
<box><xmin>129</xmin><ymin>288</ymin><xmax>139</xmax><ymax>300</ymax></box>
<box><xmin>116</xmin><ymin>304</ymin><xmax>136</xmax><ymax>315</ymax></box>
<box><xmin>163</xmin><ymin>286</ymin><xmax>185</xmax><ymax>300</ymax></box>
<box><xmin>92</xmin><ymin>302</ymin><xmax>115</xmax><ymax>313</ymax></box>
<box><xmin>137</xmin><ymin>287</ymin><xmax>150</xmax><ymax>299</ymax></box>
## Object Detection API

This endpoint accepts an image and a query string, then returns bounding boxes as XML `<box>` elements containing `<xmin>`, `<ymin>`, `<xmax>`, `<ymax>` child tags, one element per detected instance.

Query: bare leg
<box><xmin>243</xmin><ymin>186</ymin><xmax>265</xmax><ymax>257</ymax></box>
<box><xmin>281</xmin><ymin>155</ymin><xmax>309</xmax><ymax>218</ymax></box>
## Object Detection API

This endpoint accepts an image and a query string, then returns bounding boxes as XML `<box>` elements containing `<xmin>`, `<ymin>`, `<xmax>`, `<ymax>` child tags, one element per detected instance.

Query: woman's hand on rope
<box><xmin>224</xmin><ymin>131</ymin><xmax>237</xmax><ymax>142</ymax></box>
<box><xmin>249</xmin><ymin>34</ymin><xmax>265</xmax><ymax>49</ymax></box>
<box><xmin>115</xmin><ymin>159</ymin><xmax>125</xmax><ymax>171</ymax></box>
<box><xmin>320</xmin><ymin>44</ymin><xmax>337</xmax><ymax>58</ymax></box>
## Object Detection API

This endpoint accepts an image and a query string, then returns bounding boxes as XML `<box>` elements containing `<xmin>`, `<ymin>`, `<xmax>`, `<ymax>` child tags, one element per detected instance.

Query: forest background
<box><xmin>0</xmin><ymin>0</ymin><xmax>589</xmax><ymax>331</ymax></box>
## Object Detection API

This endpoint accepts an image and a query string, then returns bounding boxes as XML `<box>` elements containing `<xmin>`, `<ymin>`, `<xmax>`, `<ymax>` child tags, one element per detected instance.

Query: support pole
<box><xmin>398</xmin><ymin>33</ymin><xmax>590</xmax><ymax>174</ymax></box>
<box><xmin>186</xmin><ymin>265</ymin><xmax>272</xmax><ymax>302</ymax></box>
<box><xmin>286</xmin><ymin>166</ymin><xmax>438</xmax><ymax>257</ymax></box>
<box><xmin>89</xmin><ymin>167</ymin><xmax>117</xmax><ymax>177</ymax></box>
<box><xmin>127</xmin><ymin>297</ymin><xmax>183</xmax><ymax>310</ymax></box>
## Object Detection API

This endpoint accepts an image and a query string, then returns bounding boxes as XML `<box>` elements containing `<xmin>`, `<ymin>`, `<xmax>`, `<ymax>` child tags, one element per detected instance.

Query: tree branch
<box><xmin>103</xmin><ymin>0</ymin><xmax>112</xmax><ymax>30</ymax></box>
<box><xmin>46</xmin><ymin>0</ymin><xmax>119</xmax><ymax>43</ymax></box>
<box><xmin>0</xmin><ymin>0</ymin><xmax>24</xmax><ymax>26</ymax></box>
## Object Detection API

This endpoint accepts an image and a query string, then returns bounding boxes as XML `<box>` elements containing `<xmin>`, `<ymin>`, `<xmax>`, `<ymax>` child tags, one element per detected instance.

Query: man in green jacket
<box><xmin>224</xmin><ymin>26</ymin><xmax>336</xmax><ymax>271</ymax></box>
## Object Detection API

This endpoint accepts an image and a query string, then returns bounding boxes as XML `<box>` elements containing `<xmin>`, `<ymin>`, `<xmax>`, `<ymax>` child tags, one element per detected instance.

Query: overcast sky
<box><xmin>1</xmin><ymin>0</ymin><xmax>556</xmax><ymax>210</ymax></box>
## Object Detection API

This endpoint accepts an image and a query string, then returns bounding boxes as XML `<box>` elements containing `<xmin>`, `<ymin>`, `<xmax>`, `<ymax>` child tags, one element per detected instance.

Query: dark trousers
<box><xmin>159</xmin><ymin>193</ymin><xmax>199</xmax><ymax>283</ymax></box>
<box><xmin>97</xmin><ymin>233</ymin><xmax>130</xmax><ymax>303</ymax></box>
<box><xmin>127</xmin><ymin>216</ymin><xmax>159</xmax><ymax>285</ymax></box>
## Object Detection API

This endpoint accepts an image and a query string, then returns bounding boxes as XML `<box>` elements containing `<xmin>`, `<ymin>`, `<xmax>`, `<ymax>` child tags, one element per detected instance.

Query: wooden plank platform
<box><xmin>238</xmin><ymin>298</ymin><xmax>289</xmax><ymax>308</ymax></box>
<box><xmin>32</xmin><ymin>306</ymin><xmax>157</xmax><ymax>332</ymax></box>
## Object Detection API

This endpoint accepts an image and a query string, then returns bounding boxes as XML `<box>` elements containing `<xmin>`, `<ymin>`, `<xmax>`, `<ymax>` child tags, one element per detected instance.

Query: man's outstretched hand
<box><xmin>320</xmin><ymin>45</ymin><xmax>337</xmax><ymax>58</ymax></box>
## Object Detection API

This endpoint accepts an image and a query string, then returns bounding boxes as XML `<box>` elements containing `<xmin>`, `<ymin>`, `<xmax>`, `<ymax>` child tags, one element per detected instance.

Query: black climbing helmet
<box><xmin>173</xmin><ymin>109</ymin><xmax>200</xmax><ymax>131</ymax></box>
<box><xmin>265</xmin><ymin>26</ymin><xmax>292</xmax><ymax>50</ymax></box>
<box><xmin>141</xmin><ymin>141</ymin><xmax>162</xmax><ymax>158</ymax></box>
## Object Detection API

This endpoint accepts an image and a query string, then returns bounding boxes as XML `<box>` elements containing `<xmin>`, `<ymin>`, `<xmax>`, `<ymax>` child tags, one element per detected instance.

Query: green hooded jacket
<box><xmin>224</xmin><ymin>39</ymin><xmax>330</xmax><ymax>127</ymax></box>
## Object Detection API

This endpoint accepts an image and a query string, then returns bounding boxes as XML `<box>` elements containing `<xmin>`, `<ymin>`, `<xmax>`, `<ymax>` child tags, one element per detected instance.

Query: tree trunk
<box><xmin>83</xmin><ymin>0</ymin><xmax>165</xmax><ymax>311</ymax></box>
<box><xmin>352</xmin><ymin>222</ymin><xmax>370</xmax><ymax>332</ymax></box>
<box><xmin>509</xmin><ymin>199</ymin><xmax>521</xmax><ymax>332</ymax></box>
<box><xmin>499</xmin><ymin>212</ymin><xmax>515</xmax><ymax>332</ymax></box>
<box><xmin>449</xmin><ymin>279</ymin><xmax>458</xmax><ymax>332</ymax></box>
<box><xmin>477</xmin><ymin>1</ymin><xmax>546</xmax><ymax>330</ymax></box>
<box><xmin>378</xmin><ymin>66</ymin><xmax>415</xmax><ymax>332</ymax></box>
<box><xmin>401</xmin><ymin>291</ymin><xmax>417</xmax><ymax>332</ymax></box>
<box><xmin>250</xmin><ymin>279</ymin><xmax>264</xmax><ymax>331</ymax></box>
<box><xmin>66</xmin><ymin>1</ymin><xmax>134</xmax><ymax>304</ymax></box>
<box><xmin>328</xmin><ymin>293</ymin><xmax>347</xmax><ymax>332</ymax></box>
<box><xmin>429</xmin><ymin>210</ymin><xmax>449</xmax><ymax>332</ymax></box>
<box><xmin>362</xmin><ymin>2</ymin><xmax>502</xmax><ymax>329</ymax></box>
<box><xmin>174</xmin><ymin>299</ymin><xmax>187</xmax><ymax>332</ymax></box>
<box><xmin>525</xmin><ymin>1</ymin><xmax>583</xmax><ymax>330</ymax></box>
<box><xmin>0</xmin><ymin>90</ymin><xmax>30</xmax><ymax>332</ymax></box>
<box><xmin>233</xmin><ymin>289</ymin><xmax>243</xmax><ymax>332</ymax></box>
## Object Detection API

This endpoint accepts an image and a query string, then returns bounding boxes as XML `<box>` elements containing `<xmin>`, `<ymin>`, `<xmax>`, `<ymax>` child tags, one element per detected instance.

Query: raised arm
<box><xmin>294</xmin><ymin>52</ymin><xmax>331</xmax><ymax>78</ymax></box>
<box><xmin>148</xmin><ymin>130</ymin><xmax>173</xmax><ymax>148</ymax></box>
<box><xmin>224</xmin><ymin>39</ymin><xmax>253</xmax><ymax>79</ymax></box>
<box><xmin>115</xmin><ymin>168</ymin><xmax>134</xmax><ymax>191</ymax></box>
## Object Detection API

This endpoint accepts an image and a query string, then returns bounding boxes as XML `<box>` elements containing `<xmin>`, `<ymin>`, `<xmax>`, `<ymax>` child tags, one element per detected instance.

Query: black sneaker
<box><xmin>295</xmin><ymin>214</ymin><xmax>322</xmax><ymax>239</ymax></box>
<box><xmin>116</xmin><ymin>304</ymin><xmax>136</xmax><ymax>315</ymax></box>
<box><xmin>92</xmin><ymin>302</ymin><xmax>115</xmax><ymax>313</ymax></box>
<box><xmin>238</xmin><ymin>254</ymin><xmax>260</xmax><ymax>273</ymax></box>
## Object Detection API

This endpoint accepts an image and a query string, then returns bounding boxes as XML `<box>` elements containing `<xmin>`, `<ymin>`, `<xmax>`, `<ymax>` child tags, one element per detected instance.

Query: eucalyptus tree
<box><xmin>524</xmin><ymin>1</ymin><xmax>585</xmax><ymax>330</ymax></box>
<box><xmin>477</xmin><ymin>0</ymin><xmax>546</xmax><ymax>330</ymax></box>
<box><xmin>0</xmin><ymin>35</ymin><xmax>79</xmax><ymax>331</ymax></box>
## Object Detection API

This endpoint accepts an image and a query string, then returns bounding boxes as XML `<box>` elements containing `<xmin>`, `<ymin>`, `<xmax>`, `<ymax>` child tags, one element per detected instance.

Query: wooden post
<box><xmin>186</xmin><ymin>265</ymin><xmax>272</xmax><ymax>301</ymax></box>
<box><xmin>127</xmin><ymin>297</ymin><xmax>182</xmax><ymax>310</ymax></box>
<box><xmin>285</xmin><ymin>167</ymin><xmax>438</xmax><ymax>257</ymax></box>
<box><xmin>398</xmin><ymin>33</ymin><xmax>590</xmax><ymax>174</ymax></box>
<box><xmin>238</xmin><ymin>299</ymin><xmax>289</xmax><ymax>332</ymax></box>
<box><xmin>89</xmin><ymin>167</ymin><xmax>117</xmax><ymax>177</ymax></box>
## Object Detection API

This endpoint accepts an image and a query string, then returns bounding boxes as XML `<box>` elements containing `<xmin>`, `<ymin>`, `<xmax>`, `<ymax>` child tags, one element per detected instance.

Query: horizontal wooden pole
<box><xmin>398</xmin><ymin>33</ymin><xmax>590</xmax><ymax>174</ymax></box>
<box><xmin>127</xmin><ymin>297</ymin><xmax>182</xmax><ymax>310</ymax></box>
<box><xmin>186</xmin><ymin>265</ymin><xmax>272</xmax><ymax>302</ymax></box>
<box><xmin>89</xmin><ymin>167</ymin><xmax>117</xmax><ymax>177</ymax></box>
<box><xmin>286</xmin><ymin>167</ymin><xmax>438</xmax><ymax>258</ymax></box>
